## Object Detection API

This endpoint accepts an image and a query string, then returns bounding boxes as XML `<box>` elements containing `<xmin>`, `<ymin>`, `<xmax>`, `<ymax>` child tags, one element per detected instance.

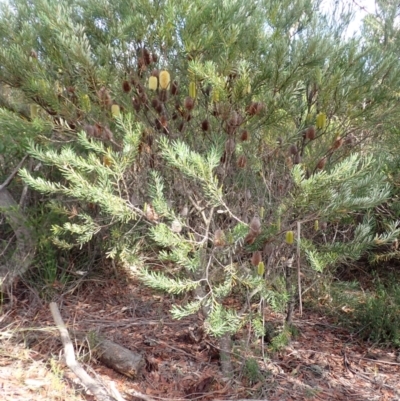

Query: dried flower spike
<box><xmin>214</xmin><ymin>229</ymin><xmax>226</xmax><ymax>247</ymax></box>
<box><xmin>237</xmin><ymin>155</ymin><xmax>247</xmax><ymax>168</ymax></box>
<box><xmin>251</xmin><ymin>251</ymin><xmax>262</xmax><ymax>266</ymax></box>
<box><xmin>184</xmin><ymin>96</ymin><xmax>195</xmax><ymax>111</ymax></box>
<box><xmin>306</xmin><ymin>126</ymin><xmax>316</xmax><ymax>140</ymax></box>
<box><xmin>122</xmin><ymin>80</ymin><xmax>131</xmax><ymax>93</ymax></box>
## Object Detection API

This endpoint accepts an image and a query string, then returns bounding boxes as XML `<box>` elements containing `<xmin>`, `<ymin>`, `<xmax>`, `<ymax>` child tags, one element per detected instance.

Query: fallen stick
<box><xmin>49</xmin><ymin>302</ymin><xmax>124</xmax><ymax>401</ymax></box>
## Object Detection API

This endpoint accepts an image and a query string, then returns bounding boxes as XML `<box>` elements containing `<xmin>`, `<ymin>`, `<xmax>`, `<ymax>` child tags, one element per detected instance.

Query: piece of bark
<box><xmin>91</xmin><ymin>337</ymin><xmax>144</xmax><ymax>379</ymax></box>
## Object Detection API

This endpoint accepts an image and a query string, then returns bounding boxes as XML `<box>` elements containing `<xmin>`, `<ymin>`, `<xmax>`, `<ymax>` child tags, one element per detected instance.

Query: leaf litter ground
<box><xmin>1</xmin><ymin>266</ymin><xmax>400</xmax><ymax>401</ymax></box>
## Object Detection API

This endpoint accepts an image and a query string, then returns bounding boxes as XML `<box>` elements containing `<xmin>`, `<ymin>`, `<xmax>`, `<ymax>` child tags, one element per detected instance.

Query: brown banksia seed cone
<box><xmin>251</xmin><ymin>251</ymin><xmax>262</xmax><ymax>266</ymax></box>
<box><xmin>237</xmin><ymin>155</ymin><xmax>247</xmax><ymax>168</ymax></box>
<box><xmin>214</xmin><ymin>229</ymin><xmax>226</xmax><ymax>247</ymax></box>
<box><xmin>122</xmin><ymin>80</ymin><xmax>131</xmax><ymax>93</ymax></box>
<box><xmin>294</xmin><ymin>153</ymin><xmax>302</xmax><ymax>164</ymax></box>
<box><xmin>306</xmin><ymin>126</ymin><xmax>316</xmax><ymax>140</ymax></box>
<box><xmin>332</xmin><ymin>136</ymin><xmax>344</xmax><ymax>150</ymax></box>
<box><xmin>184</xmin><ymin>96</ymin><xmax>195</xmax><ymax>111</ymax></box>
<box><xmin>151</xmin><ymin>69</ymin><xmax>159</xmax><ymax>78</ymax></box>
<box><xmin>201</xmin><ymin>119</ymin><xmax>210</xmax><ymax>131</ymax></box>
<box><xmin>250</xmin><ymin>216</ymin><xmax>261</xmax><ymax>235</ymax></box>
<box><xmin>240</xmin><ymin>130</ymin><xmax>249</xmax><ymax>141</ymax></box>
<box><xmin>143</xmin><ymin>48</ymin><xmax>151</xmax><ymax>66</ymax></box>
<box><xmin>159</xmin><ymin>114</ymin><xmax>168</xmax><ymax>128</ymax></box>
<box><xmin>317</xmin><ymin>156</ymin><xmax>327</xmax><ymax>170</ymax></box>
<box><xmin>246</xmin><ymin>101</ymin><xmax>263</xmax><ymax>116</ymax></box>
<box><xmin>289</xmin><ymin>144</ymin><xmax>298</xmax><ymax>155</ymax></box>
<box><xmin>151</xmin><ymin>98</ymin><xmax>160</xmax><ymax>109</ymax></box>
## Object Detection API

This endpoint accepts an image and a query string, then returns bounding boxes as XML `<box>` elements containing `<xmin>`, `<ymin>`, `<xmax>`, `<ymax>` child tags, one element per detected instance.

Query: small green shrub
<box><xmin>354</xmin><ymin>281</ymin><xmax>400</xmax><ymax>346</ymax></box>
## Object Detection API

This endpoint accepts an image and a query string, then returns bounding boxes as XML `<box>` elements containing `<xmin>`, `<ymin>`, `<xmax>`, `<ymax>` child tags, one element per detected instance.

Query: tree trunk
<box><xmin>0</xmin><ymin>188</ymin><xmax>36</xmax><ymax>291</ymax></box>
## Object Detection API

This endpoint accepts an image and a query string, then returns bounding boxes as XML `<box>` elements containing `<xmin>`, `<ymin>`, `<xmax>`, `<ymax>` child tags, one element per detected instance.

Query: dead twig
<box><xmin>49</xmin><ymin>302</ymin><xmax>124</xmax><ymax>401</ymax></box>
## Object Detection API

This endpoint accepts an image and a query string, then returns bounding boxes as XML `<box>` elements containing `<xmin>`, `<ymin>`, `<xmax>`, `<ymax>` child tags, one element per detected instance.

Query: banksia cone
<box><xmin>294</xmin><ymin>153</ymin><xmax>301</xmax><ymax>164</ymax></box>
<box><xmin>250</xmin><ymin>216</ymin><xmax>261</xmax><ymax>235</ymax></box>
<box><xmin>145</xmin><ymin>203</ymin><xmax>159</xmax><ymax>221</ymax></box>
<box><xmin>237</xmin><ymin>155</ymin><xmax>247</xmax><ymax>168</ymax></box>
<box><xmin>151</xmin><ymin>98</ymin><xmax>160</xmax><ymax>109</ymax></box>
<box><xmin>159</xmin><ymin>70</ymin><xmax>171</xmax><ymax>90</ymax></box>
<box><xmin>151</xmin><ymin>69</ymin><xmax>159</xmax><ymax>77</ymax></box>
<box><xmin>316</xmin><ymin>112</ymin><xmax>327</xmax><ymax>129</ymax></box>
<box><xmin>316</xmin><ymin>156</ymin><xmax>327</xmax><ymax>170</ymax></box>
<box><xmin>148</xmin><ymin>76</ymin><xmax>158</xmax><ymax>90</ymax></box>
<box><xmin>214</xmin><ymin>229</ymin><xmax>226</xmax><ymax>247</ymax></box>
<box><xmin>320</xmin><ymin>221</ymin><xmax>327</xmax><ymax>230</ymax></box>
<box><xmin>314</xmin><ymin>220</ymin><xmax>319</xmax><ymax>231</ymax></box>
<box><xmin>103</xmin><ymin>155</ymin><xmax>112</xmax><ymax>167</ymax></box>
<box><xmin>289</xmin><ymin>144</ymin><xmax>298</xmax><ymax>155</ymax></box>
<box><xmin>111</xmin><ymin>104</ymin><xmax>121</xmax><ymax>118</ymax></box>
<box><xmin>285</xmin><ymin>231</ymin><xmax>294</xmax><ymax>244</ymax></box>
<box><xmin>184</xmin><ymin>96</ymin><xmax>195</xmax><ymax>111</ymax></box>
<box><xmin>332</xmin><ymin>136</ymin><xmax>344</xmax><ymax>150</ymax></box>
<box><xmin>122</xmin><ymin>80</ymin><xmax>131</xmax><ymax>93</ymax></box>
<box><xmin>251</xmin><ymin>251</ymin><xmax>262</xmax><ymax>266</ymax></box>
<box><xmin>171</xmin><ymin>80</ymin><xmax>179</xmax><ymax>95</ymax></box>
<box><xmin>306</xmin><ymin>125</ymin><xmax>316</xmax><ymax>140</ymax></box>
<box><xmin>189</xmin><ymin>81</ymin><xmax>196</xmax><ymax>98</ymax></box>
<box><xmin>212</xmin><ymin>88</ymin><xmax>220</xmax><ymax>102</ymax></box>
<box><xmin>159</xmin><ymin>114</ymin><xmax>168</xmax><ymax>128</ymax></box>
<box><xmin>240</xmin><ymin>130</ymin><xmax>249</xmax><ymax>141</ymax></box>
<box><xmin>201</xmin><ymin>119</ymin><xmax>210</xmax><ymax>131</ymax></box>
<box><xmin>93</xmin><ymin>124</ymin><xmax>102</xmax><ymax>138</ymax></box>
<box><xmin>143</xmin><ymin>48</ymin><xmax>151</xmax><ymax>65</ymax></box>
<box><xmin>246</xmin><ymin>101</ymin><xmax>263</xmax><ymax>116</ymax></box>
<box><xmin>257</xmin><ymin>261</ymin><xmax>265</xmax><ymax>276</ymax></box>
<box><xmin>80</xmin><ymin>94</ymin><xmax>91</xmax><ymax>113</ymax></box>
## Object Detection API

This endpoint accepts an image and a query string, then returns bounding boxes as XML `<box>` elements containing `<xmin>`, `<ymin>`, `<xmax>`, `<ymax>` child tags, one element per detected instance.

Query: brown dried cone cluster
<box><xmin>84</xmin><ymin>123</ymin><xmax>113</xmax><ymax>141</ymax></box>
<box><xmin>244</xmin><ymin>216</ymin><xmax>261</xmax><ymax>245</ymax></box>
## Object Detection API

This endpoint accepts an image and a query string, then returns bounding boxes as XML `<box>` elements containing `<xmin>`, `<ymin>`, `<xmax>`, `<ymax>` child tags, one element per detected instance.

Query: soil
<box><xmin>1</xmin><ymin>266</ymin><xmax>399</xmax><ymax>401</ymax></box>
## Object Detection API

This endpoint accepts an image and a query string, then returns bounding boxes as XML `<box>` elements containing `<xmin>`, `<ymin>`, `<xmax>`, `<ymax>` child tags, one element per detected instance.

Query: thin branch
<box><xmin>0</xmin><ymin>155</ymin><xmax>28</xmax><ymax>191</ymax></box>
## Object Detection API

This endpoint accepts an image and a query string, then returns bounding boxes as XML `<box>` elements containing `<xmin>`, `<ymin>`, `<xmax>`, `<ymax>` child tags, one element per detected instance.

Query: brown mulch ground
<box><xmin>1</xmin><ymin>268</ymin><xmax>400</xmax><ymax>401</ymax></box>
